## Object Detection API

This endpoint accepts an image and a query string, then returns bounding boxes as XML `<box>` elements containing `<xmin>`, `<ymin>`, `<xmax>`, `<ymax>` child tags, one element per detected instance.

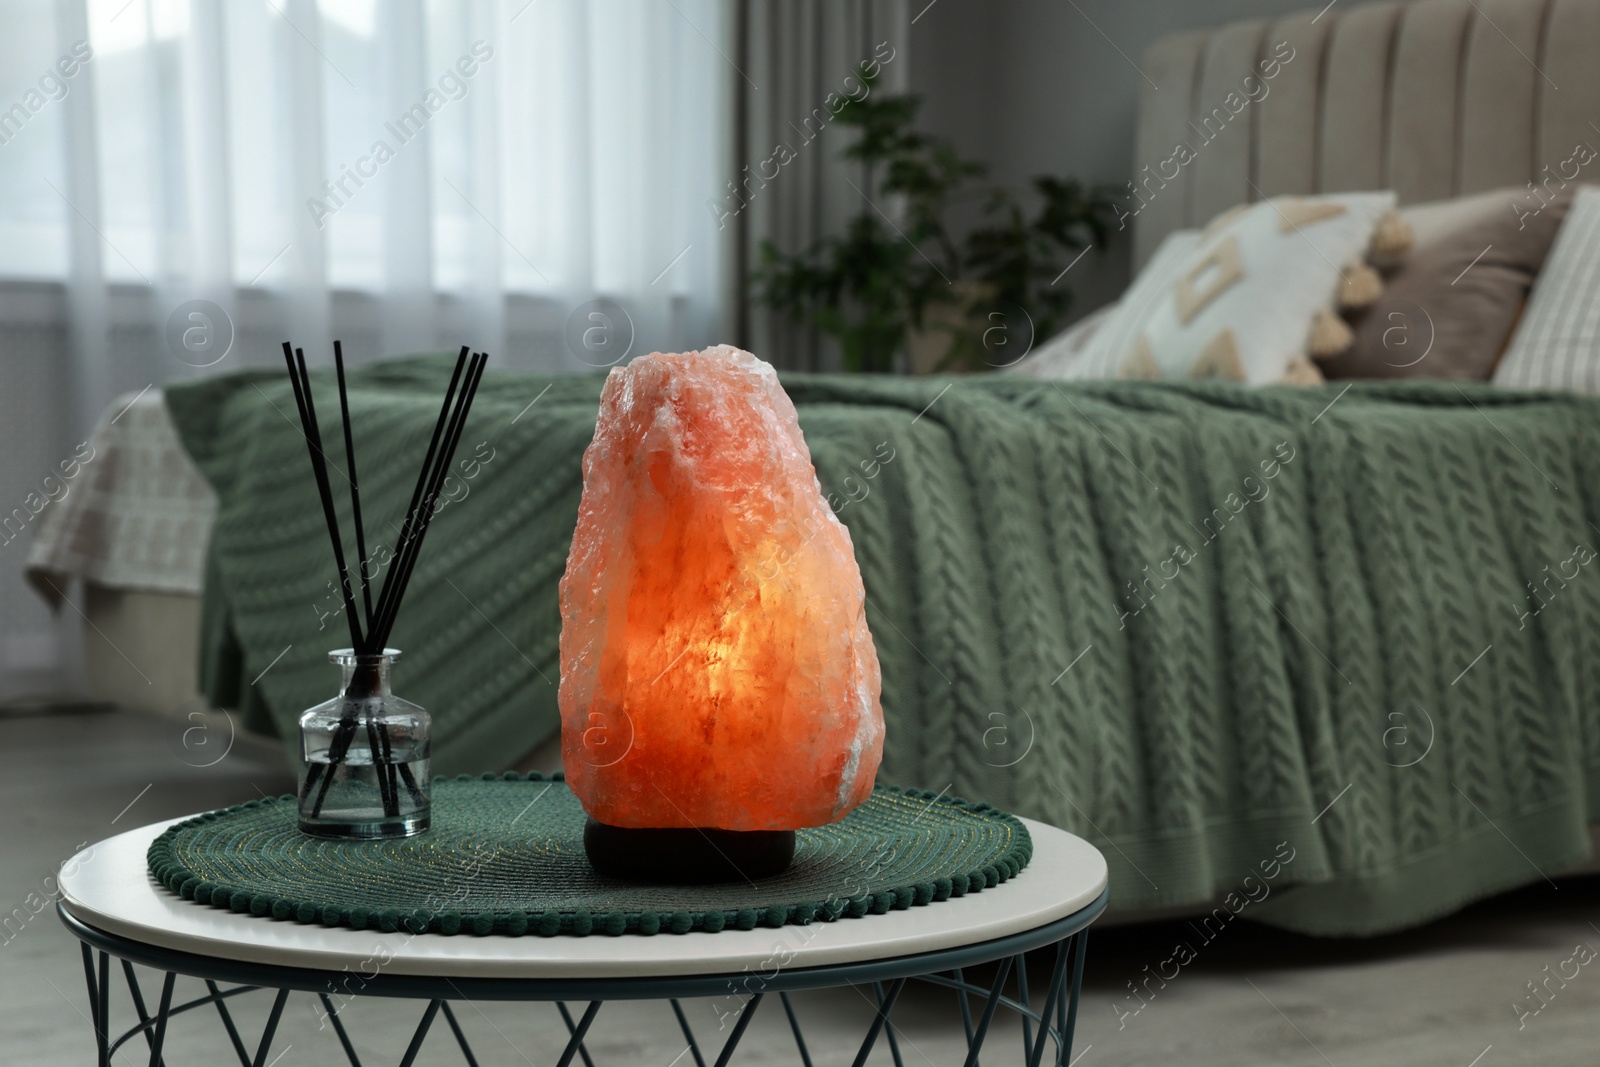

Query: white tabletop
<box><xmin>59</xmin><ymin>817</ymin><xmax>1106</xmax><ymax>980</ymax></box>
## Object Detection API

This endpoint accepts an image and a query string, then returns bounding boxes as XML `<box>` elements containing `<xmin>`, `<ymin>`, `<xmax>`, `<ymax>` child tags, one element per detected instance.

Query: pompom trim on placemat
<box><xmin>147</xmin><ymin>774</ymin><xmax>1033</xmax><ymax>937</ymax></box>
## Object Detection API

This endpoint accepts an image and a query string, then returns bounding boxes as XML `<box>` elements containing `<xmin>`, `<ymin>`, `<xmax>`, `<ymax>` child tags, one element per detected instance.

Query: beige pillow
<box><xmin>1319</xmin><ymin>188</ymin><xmax>1573</xmax><ymax>380</ymax></box>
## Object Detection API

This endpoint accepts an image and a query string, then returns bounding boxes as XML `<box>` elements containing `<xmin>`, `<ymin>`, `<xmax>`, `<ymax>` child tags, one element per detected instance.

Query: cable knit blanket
<box><xmin>166</xmin><ymin>357</ymin><xmax>1600</xmax><ymax>935</ymax></box>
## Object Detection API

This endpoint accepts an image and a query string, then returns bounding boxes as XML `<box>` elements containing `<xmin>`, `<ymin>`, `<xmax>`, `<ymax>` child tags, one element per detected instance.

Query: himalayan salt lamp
<box><xmin>559</xmin><ymin>345</ymin><xmax>884</xmax><ymax>881</ymax></box>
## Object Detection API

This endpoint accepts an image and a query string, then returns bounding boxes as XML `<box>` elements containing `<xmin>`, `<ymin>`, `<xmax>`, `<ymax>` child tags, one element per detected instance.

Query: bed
<box><xmin>30</xmin><ymin>0</ymin><xmax>1600</xmax><ymax>936</ymax></box>
<box><xmin>133</xmin><ymin>360</ymin><xmax>1598</xmax><ymax>940</ymax></box>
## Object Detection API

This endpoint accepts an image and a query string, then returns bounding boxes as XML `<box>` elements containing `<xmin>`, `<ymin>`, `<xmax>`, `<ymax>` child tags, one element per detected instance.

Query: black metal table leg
<box><xmin>251</xmin><ymin>987</ymin><xmax>290</xmax><ymax>1067</ymax></box>
<box><xmin>208</xmin><ymin>979</ymin><xmax>255</xmax><ymax>1067</ymax></box>
<box><xmin>119</xmin><ymin>961</ymin><xmax>170</xmax><ymax>1067</ymax></box>
<box><xmin>80</xmin><ymin>942</ymin><xmax>107</xmax><ymax>1067</ymax></box>
<box><xmin>779</xmin><ymin>991</ymin><xmax>814</xmax><ymax>1067</ymax></box>
<box><xmin>439</xmin><ymin>1001</ymin><xmax>481</xmax><ymax>1067</ymax></box>
<box><xmin>557</xmin><ymin>1000</ymin><xmax>599</xmax><ymax>1067</ymax></box>
<box><xmin>712</xmin><ymin>993</ymin><xmax>762</xmax><ymax>1067</ymax></box>
<box><xmin>554</xmin><ymin>1001</ymin><xmax>602</xmax><ymax>1067</ymax></box>
<box><xmin>1060</xmin><ymin>932</ymin><xmax>1088</xmax><ymax>1064</ymax></box>
<box><xmin>396</xmin><ymin>1000</ymin><xmax>441</xmax><ymax>1067</ymax></box>
<box><xmin>146</xmin><ymin>971</ymin><xmax>176</xmax><ymax>1067</ymax></box>
<box><xmin>59</xmin><ymin>894</ymin><xmax>1104</xmax><ymax>1067</ymax></box>
<box><xmin>670</xmin><ymin>997</ymin><xmax>709</xmax><ymax>1067</ymax></box>
<box><xmin>850</xmin><ymin>977</ymin><xmax>904</xmax><ymax>1067</ymax></box>
<box><xmin>319</xmin><ymin>992</ymin><xmax>365</xmax><ymax>1067</ymax></box>
<box><xmin>873</xmin><ymin>980</ymin><xmax>907</xmax><ymax>1067</ymax></box>
<box><xmin>1028</xmin><ymin>938</ymin><xmax>1072</xmax><ymax>1067</ymax></box>
<box><xmin>953</xmin><ymin>965</ymin><xmax>978</xmax><ymax>1057</ymax></box>
<box><xmin>961</xmin><ymin>957</ymin><xmax>1014</xmax><ymax>1067</ymax></box>
<box><xmin>55</xmin><ymin>947</ymin><xmax>1097</xmax><ymax>1067</ymax></box>
<box><xmin>97</xmin><ymin>950</ymin><xmax>111</xmax><ymax>1067</ymax></box>
<box><xmin>1016</xmin><ymin>953</ymin><xmax>1034</xmax><ymax>1061</ymax></box>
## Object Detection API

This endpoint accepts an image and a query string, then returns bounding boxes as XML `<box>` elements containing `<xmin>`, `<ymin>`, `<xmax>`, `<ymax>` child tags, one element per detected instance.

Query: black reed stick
<box><xmin>370</xmin><ymin>351</ymin><xmax>478</xmax><ymax>645</ymax></box>
<box><xmin>374</xmin><ymin>353</ymin><xmax>484</xmax><ymax>810</ymax></box>
<box><xmin>364</xmin><ymin>351</ymin><xmax>482</xmax><ymax>810</ymax></box>
<box><xmin>369</xmin><ymin>347</ymin><xmax>469</xmax><ymax>646</ymax></box>
<box><xmin>289</xmin><ymin>346</ymin><xmax>379</xmax><ymax>817</ymax></box>
<box><xmin>283</xmin><ymin>343</ymin><xmax>363</xmax><ymax>813</ymax></box>
<box><xmin>282</xmin><ymin>343</ymin><xmax>364</xmax><ymax>652</ymax></box>
<box><xmin>363</xmin><ymin>712</ymin><xmax>397</xmax><ymax>818</ymax></box>
<box><xmin>334</xmin><ymin>342</ymin><xmax>374</xmax><ymax>633</ymax></box>
<box><xmin>330</xmin><ymin>342</ymin><xmax>397</xmax><ymax>814</ymax></box>
<box><xmin>372</xmin><ymin>352</ymin><xmax>486</xmax><ymax>646</ymax></box>
<box><xmin>372</xmin><ymin>357</ymin><xmax>478</xmax><ymax>645</ymax></box>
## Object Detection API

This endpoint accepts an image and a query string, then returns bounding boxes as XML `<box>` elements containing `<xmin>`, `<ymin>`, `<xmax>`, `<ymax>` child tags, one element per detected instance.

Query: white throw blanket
<box><xmin>25</xmin><ymin>390</ymin><xmax>215</xmax><ymax>604</ymax></box>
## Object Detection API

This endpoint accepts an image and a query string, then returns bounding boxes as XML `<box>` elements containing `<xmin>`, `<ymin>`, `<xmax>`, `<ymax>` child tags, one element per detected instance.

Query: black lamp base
<box><xmin>583</xmin><ymin>819</ymin><xmax>796</xmax><ymax>883</ymax></box>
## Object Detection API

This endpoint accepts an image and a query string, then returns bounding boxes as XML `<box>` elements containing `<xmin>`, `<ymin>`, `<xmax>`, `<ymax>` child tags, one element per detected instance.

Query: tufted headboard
<box><xmin>1131</xmin><ymin>0</ymin><xmax>1600</xmax><ymax>267</ymax></box>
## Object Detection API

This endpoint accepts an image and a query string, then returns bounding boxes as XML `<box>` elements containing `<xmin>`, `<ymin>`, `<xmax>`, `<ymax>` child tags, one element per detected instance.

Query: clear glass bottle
<box><xmin>298</xmin><ymin>649</ymin><xmax>431</xmax><ymax>838</ymax></box>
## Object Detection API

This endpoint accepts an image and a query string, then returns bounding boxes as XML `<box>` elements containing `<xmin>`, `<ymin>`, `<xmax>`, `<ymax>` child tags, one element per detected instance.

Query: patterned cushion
<box><xmin>1006</xmin><ymin>301</ymin><xmax>1114</xmax><ymax>378</ymax></box>
<box><xmin>1493</xmin><ymin>185</ymin><xmax>1600</xmax><ymax>393</ymax></box>
<box><xmin>1115</xmin><ymin>192</ymin><xmax>1397</xmax><ymax>385</ymax></box>
<box><xmin>1051</xmin><ymin>230</ymin><xmax>1203</xmax><ymax>380</ymax></box>
<box><xmin>1056</xmin><ymin>193</ymin><xmax>1398</xmax><ymax>385</ymax></box>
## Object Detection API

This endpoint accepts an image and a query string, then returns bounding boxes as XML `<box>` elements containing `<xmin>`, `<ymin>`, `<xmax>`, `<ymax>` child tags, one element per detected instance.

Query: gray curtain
<box><xmin>730</xmin><ymin>0</ymin><xmax>911</xmax><ymax>371</ymax></box>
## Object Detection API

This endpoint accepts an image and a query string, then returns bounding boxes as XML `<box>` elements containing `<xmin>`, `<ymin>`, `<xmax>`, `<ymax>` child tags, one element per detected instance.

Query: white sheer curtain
<box><xmin>3</xmin><ymin>0</ymin><xmax>730</xmax><ymax>433</ymax></box>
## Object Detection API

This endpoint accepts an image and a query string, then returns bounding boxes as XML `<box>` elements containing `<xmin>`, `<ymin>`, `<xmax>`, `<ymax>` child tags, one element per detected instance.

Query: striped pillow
<box><xmin>1494</xmin><ymin>185</ymin><xmax>1600</xmax><ymax>393</ymax></box>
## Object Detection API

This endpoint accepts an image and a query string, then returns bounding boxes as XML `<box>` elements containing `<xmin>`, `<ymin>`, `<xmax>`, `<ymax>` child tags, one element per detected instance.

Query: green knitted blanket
<box><xmin>166</xmin><ymin>358</ymin><xmax>1600</xmax><ymax>936</ymax></box>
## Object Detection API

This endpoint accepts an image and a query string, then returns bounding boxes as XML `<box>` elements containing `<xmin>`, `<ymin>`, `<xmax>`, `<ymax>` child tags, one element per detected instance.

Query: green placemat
<box><xmin>148</xmin><ymin>775</ymin><xmax>1032</xmax><ymax>936</ymax></box>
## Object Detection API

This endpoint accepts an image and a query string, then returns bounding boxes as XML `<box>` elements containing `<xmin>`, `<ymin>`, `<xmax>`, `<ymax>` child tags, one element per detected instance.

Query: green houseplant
<box><xmin>752</xmin><ymin>68</ymin><xmax>1119</xmax><ymax>373</ymax></box>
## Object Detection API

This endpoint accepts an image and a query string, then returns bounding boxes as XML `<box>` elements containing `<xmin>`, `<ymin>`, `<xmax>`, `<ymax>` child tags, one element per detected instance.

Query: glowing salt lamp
<box><xmin>558</xmin><ymin>346</ymin><xmax>884</xmax><ymax>881</ymax></box>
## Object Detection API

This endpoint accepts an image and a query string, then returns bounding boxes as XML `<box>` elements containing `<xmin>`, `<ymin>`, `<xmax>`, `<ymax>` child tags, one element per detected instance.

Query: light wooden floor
<box><xmin>2</xmin><ymin>706</ymin><xmax>1594</xmax><ymax>1066</ymax></box>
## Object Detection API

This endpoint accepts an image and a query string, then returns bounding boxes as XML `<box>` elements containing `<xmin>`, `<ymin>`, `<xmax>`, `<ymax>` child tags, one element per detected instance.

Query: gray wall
<box><xmin>907</xmin><ymin>0</ymin><xmax>1401</xmax><ymax>318</ymax></box>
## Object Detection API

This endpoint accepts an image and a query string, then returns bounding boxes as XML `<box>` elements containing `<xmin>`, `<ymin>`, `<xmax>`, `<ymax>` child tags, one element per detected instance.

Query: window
<box><xmin>0</xmin><ymin>0</ymin><xmax>729</xmax><ymax>355</ymax></box>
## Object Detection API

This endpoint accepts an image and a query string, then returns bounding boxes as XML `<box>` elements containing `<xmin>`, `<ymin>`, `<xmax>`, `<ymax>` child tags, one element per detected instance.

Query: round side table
<box><xmin>58</xmin><ymin>815</ymin><xmax>1108</xmax><ymax>1067</ymax></box>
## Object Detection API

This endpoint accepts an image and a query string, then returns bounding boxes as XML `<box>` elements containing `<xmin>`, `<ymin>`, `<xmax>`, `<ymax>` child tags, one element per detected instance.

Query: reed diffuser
<box><xmin>284</xmin><ymin>343</ymin><xmax>487</xmax><ymax>838</ymax></box>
